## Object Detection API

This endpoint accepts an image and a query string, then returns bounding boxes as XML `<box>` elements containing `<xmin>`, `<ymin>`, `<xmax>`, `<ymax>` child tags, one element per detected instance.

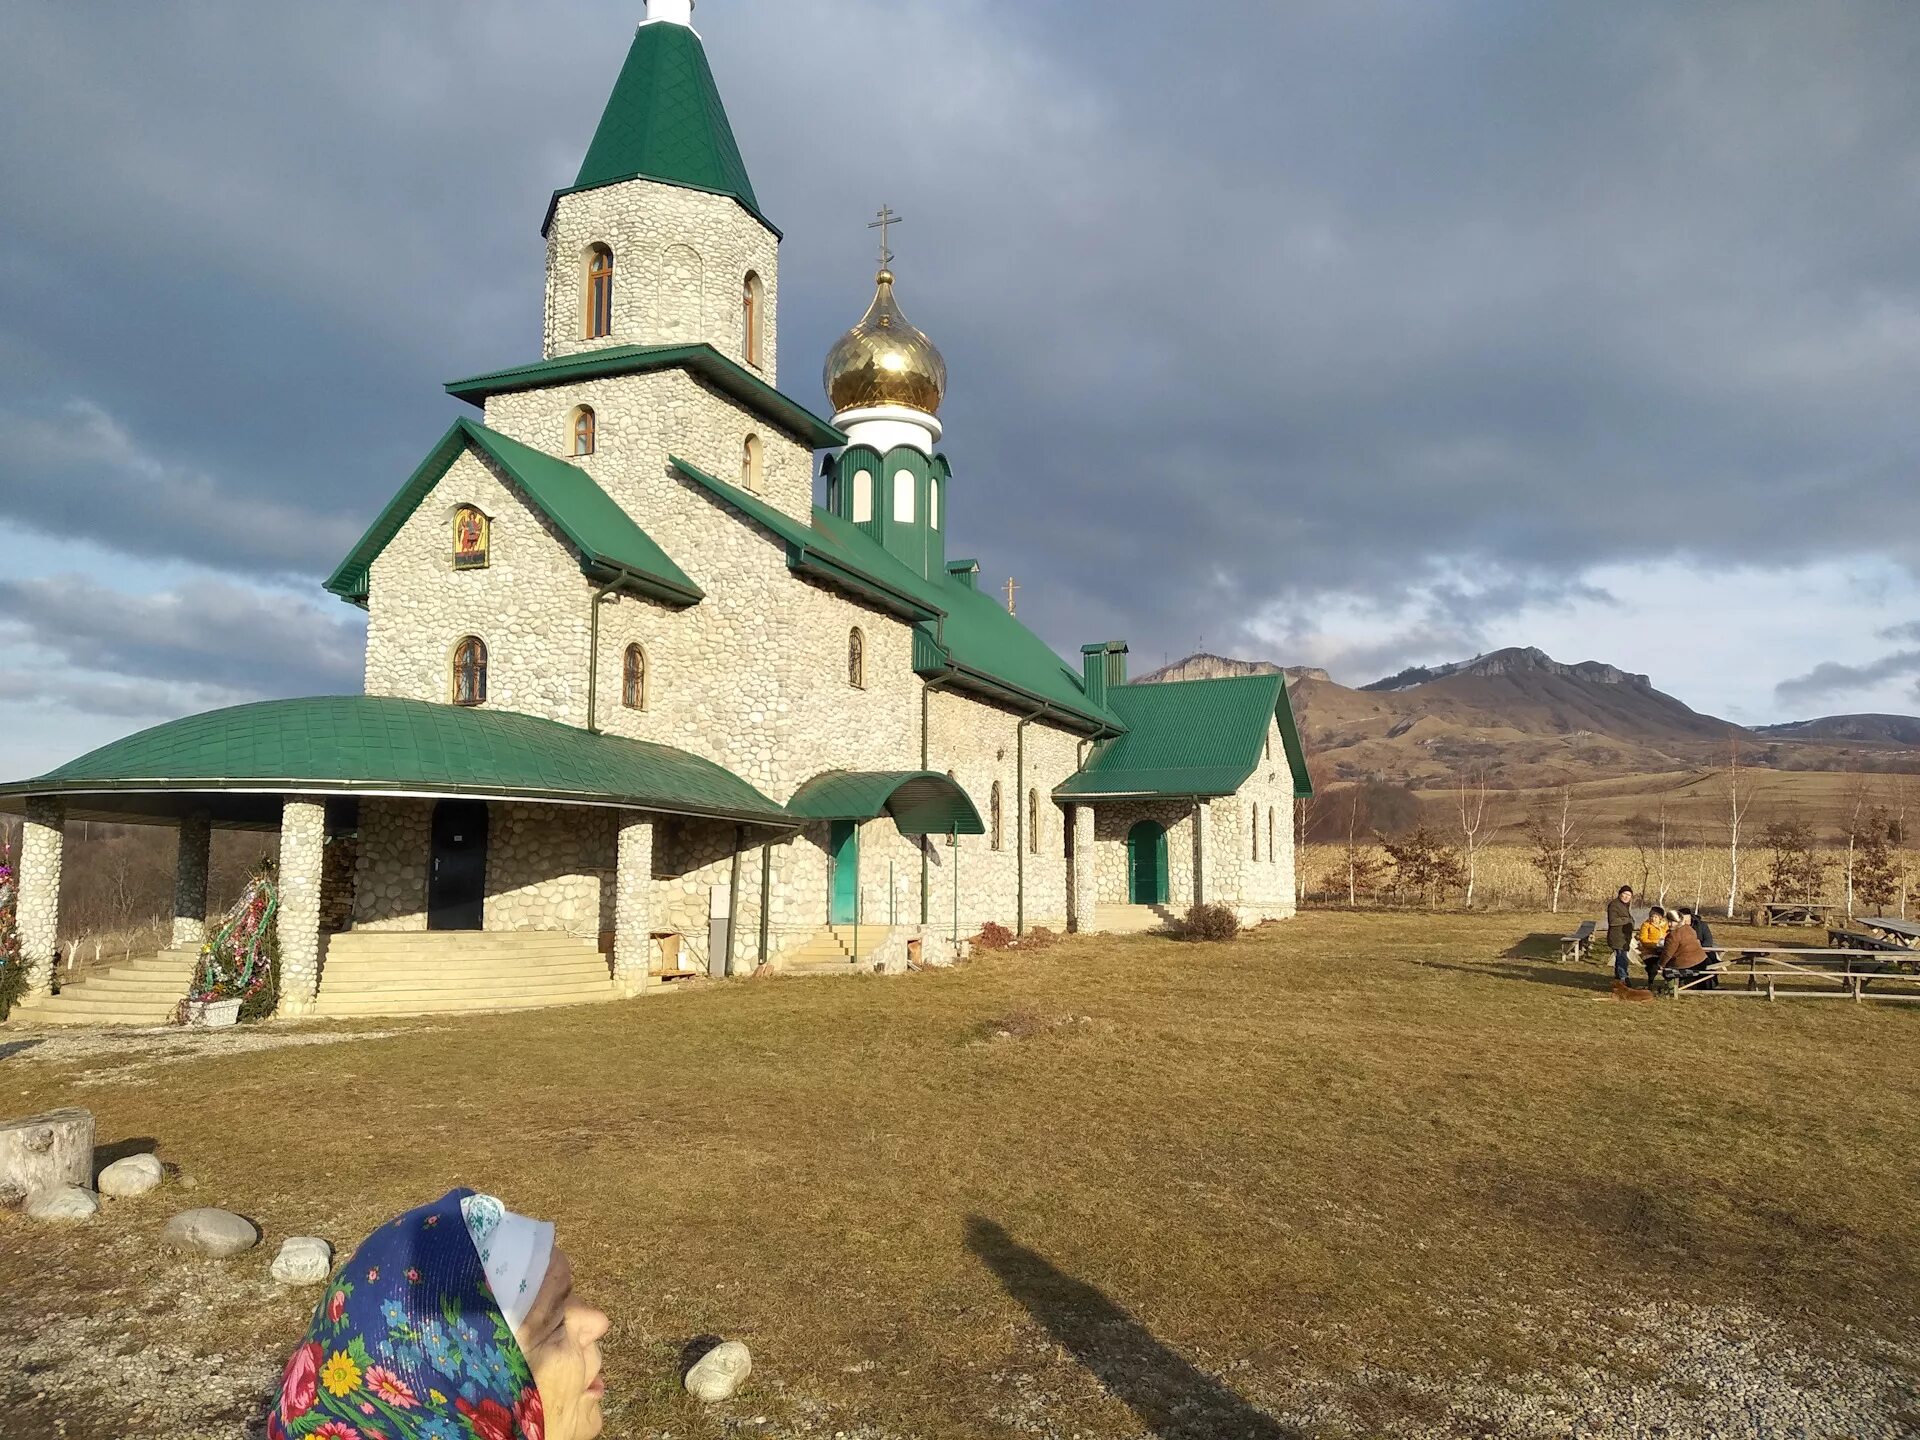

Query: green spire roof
<box><xmin>571</xmin><ymin>20</ymin><xmax>761</xmax><ymax>218</ymax></box>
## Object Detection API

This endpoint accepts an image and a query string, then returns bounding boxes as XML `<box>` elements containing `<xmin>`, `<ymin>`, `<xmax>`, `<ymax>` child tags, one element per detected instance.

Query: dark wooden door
<box><xmin>428</xmin><ymin>800</ymin><xmax>489</xmax><ymax>931</ymax></box>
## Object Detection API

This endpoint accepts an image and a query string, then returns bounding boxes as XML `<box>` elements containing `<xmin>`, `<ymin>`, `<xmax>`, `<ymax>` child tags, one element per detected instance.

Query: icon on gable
<box><xmin>453</xmin><ymin>506</ymin><xmax>490</xmax><ymax>571</ymax></box>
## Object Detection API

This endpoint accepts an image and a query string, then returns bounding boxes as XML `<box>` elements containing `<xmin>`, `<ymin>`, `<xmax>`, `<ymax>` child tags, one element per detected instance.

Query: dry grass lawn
<box><xmin>2</xmin><ymin>911</ymin><xmax>1918</xmax><ymax>1438</ymax></box>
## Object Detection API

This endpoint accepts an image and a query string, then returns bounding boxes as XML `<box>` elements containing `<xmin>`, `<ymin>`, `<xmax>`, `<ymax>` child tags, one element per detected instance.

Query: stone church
<box><xmin>2</xmin><ymin>1</ymin><xmax>1311</xmax><ymax>1024</ymax></box>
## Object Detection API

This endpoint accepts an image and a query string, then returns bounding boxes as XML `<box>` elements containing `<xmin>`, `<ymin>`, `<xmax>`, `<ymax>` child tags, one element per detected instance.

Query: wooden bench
<box><xmin>1666</xmin><ymin>946</ymin><xmax>1920</xmax><ymax>1003</ymax></box>
<box><xmin>1559</xmin><ymin>920</ymin><xmax>1597</xmax><ymax>963</ymax></box>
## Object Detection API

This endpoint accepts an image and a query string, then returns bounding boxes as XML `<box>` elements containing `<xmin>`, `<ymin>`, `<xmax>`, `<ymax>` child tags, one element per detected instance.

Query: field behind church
<box><xmin>4</xmin><ymin>913</ymin><xmax>1919</xmax><ymax>1438</ymax></box>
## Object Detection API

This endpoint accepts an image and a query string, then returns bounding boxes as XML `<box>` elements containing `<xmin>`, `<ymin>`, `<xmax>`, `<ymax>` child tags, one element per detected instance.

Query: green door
<box><xmin>1127</xmin><ymin>821</ymin><xmax>1168</xmax><ymax>905</ymax></box>
<box><xmin>829</xmin><ymin>820</ymin><xmax>860</xmax><ymax>924</ymax></box>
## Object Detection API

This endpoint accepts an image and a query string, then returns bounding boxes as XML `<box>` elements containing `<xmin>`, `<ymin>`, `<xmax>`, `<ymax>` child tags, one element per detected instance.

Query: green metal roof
<box><xmin>324</xmin><ymin>419</ymin><xmax>701</xmax><ymax>609</ymax></box>
<box><xmin>555</xmin><ymin>20</ymin><xmax>768</xmax><ymax>233</ymax></box>
<box><xmin>786</xmin><ymin>771</ymin><xmax>985</xmax><ymax>836</ymax></box>
<box><xmin>446</xmin><ymin>344</ymin><xmax>842</xmax><ymax>449</ymax></box>
<box><xmin>0</xmin><ymin>697</ymin><xmax>791</xmax><ymax>827</ymax></box>
<box><xmin>1054</xmin><ymin>674</ymin><xmax>1314</xmax><ymax>800</ymax></box>
<box><xmin>668</xmin><ymin>457</ymin><xmax>1124</xmax><ymax>734</ymax></box>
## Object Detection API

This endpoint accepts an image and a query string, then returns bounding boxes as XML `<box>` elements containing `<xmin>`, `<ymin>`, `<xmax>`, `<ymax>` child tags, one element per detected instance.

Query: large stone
<box><xmin>26</xmin><ymin>1183</ymin><xmax>99</xmax><ymax>1222</ymax></box>
<box><xmin>98</xmin><ymin>1153</ymin><xmax>164</xmax><ymax>1198</ymax></box>
<box><xmin>685</xmin><ymin>1340</ymin><xmax>752</xmax><ymax>1403</ymax></box>
<box><xmin>161</xmin><ymin>1207</ymin><xmax>259</xmax><ymax>1258</ymax></box>
<box><xmin>271</xmin><ymin>1236</ymin><xmax>334</xmax><ymax>1286</ymax></box>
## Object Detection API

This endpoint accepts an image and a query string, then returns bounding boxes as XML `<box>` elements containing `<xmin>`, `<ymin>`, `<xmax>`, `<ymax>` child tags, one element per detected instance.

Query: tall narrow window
<box><xmin>741</xmin><ymin>434</ymin><xmax>763</xmax><ymax>492</ymax></box>
<box><xmin>990</xmin><ymin>782</ymin><xmax>1004</xmax><ymax>851</ymax></box>
<box><xmin>1269</xmin><ymin>809</ymin><xmax>1277</xmax><ymax>863</ymax></box>
<box><xmin>452</xmin><ymin>637</ymin><xmax>488</xmax><ymax>707</ymax></box>
<box><xmin>1028</xmin><ymin>790</ymin><xmax>1040</xmax><ymax>854</ymax></box>
<box><xmin>930</xmin><ymin>477</ymin><xmax>940</xmax><ymax>530</ymax></box>
<box><xmin>622</xmin><ymin>644</ymin><xmax>647</xmax><ymax>710</ymax></box>
<box><xmin>848</xmin><ymin>627</ymin><xmax>866</xmax><ymax>689</ymax></box>
<box><xmin>573</xmin><ymin>406</ymin><xmax>596</xmax><ymax>457</ymax></box>
<box><xmin>852</xmin><ymin>469</ymin><xmax>873</xmax><ymax>523</ymax></box>
<box><xmin>586</xmin><ymin>244</ymin><xmax>614</xmax><ymax>339</ymax></box>
<box><xmin>743</xmin><ymin>271</ymin><xmax>765</xmax><ymax>368</ymax></box>
<box><xmin>1253</xmin><ymin>810</ymin><xmax>1260</xmax><ymax>861</ymax></box>
<box><xmin>893</xmin><ymin>469</ymin><xmax>915</xmax><ymax>523</ymax></box>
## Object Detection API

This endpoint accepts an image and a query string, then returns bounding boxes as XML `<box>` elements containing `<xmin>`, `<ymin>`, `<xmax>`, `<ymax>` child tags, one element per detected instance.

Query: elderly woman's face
<box><xmin>518</xmin><ymin>1249</ymin><xmax>610</xmax><ymax>1440</ymax></box>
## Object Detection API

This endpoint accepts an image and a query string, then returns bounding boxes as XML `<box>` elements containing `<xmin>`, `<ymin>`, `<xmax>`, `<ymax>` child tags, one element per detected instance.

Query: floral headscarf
<box><xmin>270</xmin><ymin>1188</ymin><xmax>545</xmax><ymax>1440</ymax></box>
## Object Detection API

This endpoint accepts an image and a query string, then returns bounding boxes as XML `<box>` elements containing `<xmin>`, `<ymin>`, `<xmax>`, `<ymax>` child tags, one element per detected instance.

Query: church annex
<box><xmin>1</xmin><ymin>2</ymin><xmax>1311</xmax><ymax>1022</ymax></box>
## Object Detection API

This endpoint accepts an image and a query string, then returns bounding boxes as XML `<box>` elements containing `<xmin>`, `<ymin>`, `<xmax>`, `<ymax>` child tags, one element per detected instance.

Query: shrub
<box><xmin>975</xmin><ymin>922</ymin><xmax>1015</xmax><ymax>951</ymax></box>
<box><xmin>1021</xmin><ymin>927</ymin><xmax>1059</xmax><ymax>950</ymax></box>
<box><xmin>1176</xmin><ymin>903</ymin><xmax>1240</xmax><ymax>942</ymax></box>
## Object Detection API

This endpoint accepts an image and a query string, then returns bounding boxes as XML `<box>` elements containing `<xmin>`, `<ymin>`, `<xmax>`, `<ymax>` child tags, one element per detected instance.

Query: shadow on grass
<box><xmin>966</xmin><ymin>1216</ymin><xmax>1300</xmax><ymax>1439</ymax></box>
<box><xmin>1421</xmin><ymin>959</ymin><xmax>1613</xmax><ymax>994</ymax></box>
<box><xmin>0</xmin><ymin>1039</ymin><xmax>42</xmax><ymax>1062</ymax></box>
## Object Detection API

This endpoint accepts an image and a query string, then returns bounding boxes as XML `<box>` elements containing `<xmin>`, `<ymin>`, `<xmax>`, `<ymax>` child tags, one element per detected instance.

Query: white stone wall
<box><xmin>363</xmin><ymin>449</ymin><xmax>595</xmax><ymax>726</ymax></box>
<box><xmin>278</xmin><ymin>799</ymin><xmax>327</xmax><ymax>1017</ymax></box>
<box><xmin>18</xmin><ymin>796</ymin><xmax>63</xmax><ymax>998</ymax></box>
<box><xmin>353</xmin><ymin>799</ymin><xmax>430</xmax><ymax>931</ymax></box>
<box><xmin>1095</xmin><ymin>800</ymin><xmax>1200</xmax><ymax>908</ymax></box>
<box><xmin>544</xmin><ymin>178</ymin><xmax>780</xmax><ymax>384</ymax></box>
<box><xmin>1232</xmin><ymin>714</ymin><xmax>1299</xmax><ymax>922</ymax></box>
<box><xmin>485</xmin><ymin>803</ymin><xmax>613</xmax><ymax>937</ymax></box>
<box><xmin>614</xmin><ymin>815</ymin><xmax>654</xmax><ymax>994</ymax></box>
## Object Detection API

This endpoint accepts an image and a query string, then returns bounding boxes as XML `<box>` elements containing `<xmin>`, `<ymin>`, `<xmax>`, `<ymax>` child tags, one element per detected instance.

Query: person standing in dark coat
<box><xmin>1606</xmin><ymin>886</ymin><xmax>1636</xmax><ymax>985</ymax></box>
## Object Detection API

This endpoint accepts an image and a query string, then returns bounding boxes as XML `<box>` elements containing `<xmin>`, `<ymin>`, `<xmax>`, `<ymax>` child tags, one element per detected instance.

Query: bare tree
<box><xmin>1654</xmin><ymin>791</ymin><xmax>1674</xmax><ymax>906</ymax></box>
<box><xmin>1837</xmin><ymin>775</ymin><xmax>1876</xmax><ymax>922</ymax></box>
<box><xmin>1339</xmin><ymin>786</ymin><xmax>1383</xmax><ymax>906</ymax></box>
<box><xmin>1294</xmin><ymin>784</ymin><xmax>1325</xmax><ymax>906</ymax></box>
<box><xmin>1524</xmin><ymin>786</ymin><xmax>1591</xmax><ymax>913</ymax></box>
<box><xmin>1452</xmin><ymin>767</ymin><xmax>1499</xmax><ymax>910</ymax></box>
<box><xmin>1714</xmin><ymin>735</ymin><xmax>1767</xmax><ymax>919</ymax></box>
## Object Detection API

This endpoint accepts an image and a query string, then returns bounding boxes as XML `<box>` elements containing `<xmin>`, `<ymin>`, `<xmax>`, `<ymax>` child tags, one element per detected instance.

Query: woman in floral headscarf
<box><xmin>270</xmin><ymin>1189</ymin><xmax>610</xmax><ymax>1440</ymax></box>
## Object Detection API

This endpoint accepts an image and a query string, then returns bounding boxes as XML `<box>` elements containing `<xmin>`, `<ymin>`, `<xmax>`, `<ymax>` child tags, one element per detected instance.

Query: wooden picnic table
<box><xmin>1678</xmin><ymin>945</ymin><xmax>1920</xmax><ymax>1002</ymax></box>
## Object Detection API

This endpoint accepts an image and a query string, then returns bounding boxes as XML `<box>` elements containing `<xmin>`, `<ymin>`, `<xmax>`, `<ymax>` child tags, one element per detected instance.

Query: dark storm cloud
<box><xmin>1775</xmin><ymin>650</ymin><xmax>1920</xmax><ymax>708</ymax></box>
<box><xmin>1</xmin><ymin>0</ymin><xmax>1917</xmax><ymax>696</ymax></box>
<box><xmin>0</xmin><ymin>576</ymin><xmax>363</xmax><ymax>699</ymax></box>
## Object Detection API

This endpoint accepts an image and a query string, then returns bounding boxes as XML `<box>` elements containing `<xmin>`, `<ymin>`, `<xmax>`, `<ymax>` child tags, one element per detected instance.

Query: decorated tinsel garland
<box><xmin>179</xmin><ymin>861</ymin><xmax>280</xmax><ymax>1022</ymax></box>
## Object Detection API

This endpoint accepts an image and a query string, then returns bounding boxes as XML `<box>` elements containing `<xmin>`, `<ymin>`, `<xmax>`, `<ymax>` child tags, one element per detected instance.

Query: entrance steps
<box><xmin>777</xmin><ymin>927</ymin><xmax>868</xmax><ymax>977</ymax></box>
<box><xmin>24</xmin><ymin>949</ymin><xmax>201</xmax><ymax>1027</ymax></box>
<box><xmin>1092</xmin><ymin>904</ymin><xmax>1178</xmax><ymax>935</ymax></box>
<box><xmin>313</xmin><ymin>931</ymin><xmax>618</xmax><ymax>1019</ymax></box>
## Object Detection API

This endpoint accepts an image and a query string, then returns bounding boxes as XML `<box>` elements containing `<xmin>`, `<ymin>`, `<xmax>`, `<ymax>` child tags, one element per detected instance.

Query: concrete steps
<box><xmin>29</xmin><ymin>949</ymin><xmax>200</xmax><ymax>1027</ymax></box>
<box><xmin>778</xmin><ymin>927</ymin><xmax>863</xmax><ymax>977</ymax></box>
<box><xmin>1092</xmin><ymin>904</ymin><xmax>1178</xmax><ymax>935</ymax></box>
<box><xmin>313</xmin><ymin>931</ymin><xmax>618</xmax><ymax>1019</ymax></box>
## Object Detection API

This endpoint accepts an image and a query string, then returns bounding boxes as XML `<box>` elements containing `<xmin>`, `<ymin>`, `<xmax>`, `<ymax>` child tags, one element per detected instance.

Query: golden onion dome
<box><xmin>823</xmin><ymin>269</ymin><xmax>948</xmax><ymax>417</ymax></box>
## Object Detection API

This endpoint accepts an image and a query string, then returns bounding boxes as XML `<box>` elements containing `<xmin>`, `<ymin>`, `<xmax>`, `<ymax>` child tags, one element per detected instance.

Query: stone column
<box><xmin>1192</xmin><ymin>800</ymin><xmax>1211</xmax><ymax>907</ymax></box>
<box><xmin>1068</xmin><ymin>805</ymin><xmax>1096</xmax><ymax>933</ymax></box>
<box><xmin>276</xmin><ymin>799</ymin><xmax>326</xmax><ymax>1018</ymax></box>
<box><xmin>613</xmin><ymin>814</ymin><xmax>655</xmax><ymax>997</ymax></box>
<box><xmin>172</xmin><ymin>814</ymin><xmax>212</xmax><ymax>952</ymax></box>
<box><xmin>17</xmin><ymin>797</ymin><xmax>64</xmax><ymax>1003</ymax></box>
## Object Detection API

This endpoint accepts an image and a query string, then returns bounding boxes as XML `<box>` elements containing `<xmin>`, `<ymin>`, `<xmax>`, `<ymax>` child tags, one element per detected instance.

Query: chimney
<box><xmin>1081</xmin><ymin>641</ymin><xmax>1128</xmax><ymax>708</ymax></box>
<box><xmin>947</xmin><ymin>558</ymin><xmax>980</xmax><ymax>590</ymax></box>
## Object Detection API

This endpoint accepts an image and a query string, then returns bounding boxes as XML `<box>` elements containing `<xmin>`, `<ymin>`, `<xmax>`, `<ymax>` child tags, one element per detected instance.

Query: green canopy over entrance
<box><xmin>786</xmin><ymin>770</ymin><xmax>985</xmax><ymax>836</ymax></box>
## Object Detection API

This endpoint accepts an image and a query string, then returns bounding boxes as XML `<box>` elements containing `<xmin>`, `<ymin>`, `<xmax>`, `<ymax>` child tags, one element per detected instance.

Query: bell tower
<box><xmin>540</xmin><ymin>4</ymin><xmax>781</xmax><ymax>379</ymax></box>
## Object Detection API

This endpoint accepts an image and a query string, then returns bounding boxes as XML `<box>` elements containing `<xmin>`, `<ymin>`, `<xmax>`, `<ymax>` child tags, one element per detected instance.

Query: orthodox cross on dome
<box><xmin>1004</xmin><ymin>576</ymin><xmax>1019</xmax><ymax>616</ymax></box>
<box><xmin>869</xmin><ymin>205</ymin><xmax>904</xmax><ymax>270</ymax></box>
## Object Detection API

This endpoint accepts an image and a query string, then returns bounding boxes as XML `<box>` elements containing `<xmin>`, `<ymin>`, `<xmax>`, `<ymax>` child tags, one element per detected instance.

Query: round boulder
<box><xmin>270</xmin><ymin>1236</ymin><xmax>334</xmax><ymax>1286</ymax></box>
<box><xmin>161</xmin><ymin>1207</ymin><xmax>260</xmax><ymax>1258</ymax></box>
<box><xmin>685</xmin><ymin>1340</ymin><xmax>752</xmax><ymax>1403</ymax></box>
<box><xmin>25</xmin><ymin>1183</ymin><xmax>100</xmax><ymax>1223</ymax></box>
<box><xmin>98</xmin><ymin>1153</ymin><xmax>165</xmax><ymax>1198</ymax></box>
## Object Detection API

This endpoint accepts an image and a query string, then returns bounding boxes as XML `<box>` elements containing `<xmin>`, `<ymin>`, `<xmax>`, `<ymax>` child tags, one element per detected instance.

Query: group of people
<box><xmin>1606</xmin><ymin>885</ymin><xmax>1720</xmax><ymax>991</ymax></box>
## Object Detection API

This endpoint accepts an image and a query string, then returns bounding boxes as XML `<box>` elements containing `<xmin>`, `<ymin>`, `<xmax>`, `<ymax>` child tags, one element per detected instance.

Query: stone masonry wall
<box><xmin>363</xmin><ymin>449</ymin><xmax>594</xmax><ymax>725</ymax></box>
<box><xmin>353</xmin><ymin>799</ymin><xmax>431</xmax><ymax>932</ymax></box>
<box><xmin>18</xmin><ymin>796</ymin><xmax>63</xmax><ymax>998</ymax></box>
<box><xmin>1234</xmin><ymin>714</ymin><xmax>1299</xmax><ymax>922</ymax></box>
<box><xmin>544</xmin><ymin>178</ymin><xmax>780</xmax><ymax>385</ymax></box>
<box><xmin>485</xmin><ymin>803</ymin><xmax>614</xmax><ymax>937</ymax></box>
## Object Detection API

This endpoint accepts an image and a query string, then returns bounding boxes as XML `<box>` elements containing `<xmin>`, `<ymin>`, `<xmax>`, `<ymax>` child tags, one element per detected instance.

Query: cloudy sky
<box><xmin>2</xmin><ymin>0</ymin><xmax>1918</xmax><ymax>776</ymax></box>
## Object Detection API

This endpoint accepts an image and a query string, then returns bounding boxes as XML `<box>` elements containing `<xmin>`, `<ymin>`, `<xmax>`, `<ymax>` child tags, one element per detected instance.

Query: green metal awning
<box><xmin>0</xmin><ymin>697</ymin><xmax>793</xmax><ymax>830</ymax></box>
<box><xmin>786</xmin><ymin>770</ymin><xmax>984</xmax><ymax>836</ymax></box>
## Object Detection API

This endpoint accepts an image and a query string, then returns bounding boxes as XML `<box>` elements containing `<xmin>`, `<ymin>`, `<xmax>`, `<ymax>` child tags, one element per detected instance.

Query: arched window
<box><xmin>741</xmin><ymin>434</ymin><xmax>763</xmax><ymax>493</ymax></box>
<box><xmin>452</xmin><ymin>636</ymin><xmax>488</xmax><ymax>707</ymax></box>
<box><xmin>990</xmin><ymin>782</ymin><xmax>1003</xmax><ymax>851</ymax></box>
<box><xmin>893</xmin><ymin>469</ymin><xmax>915</xmax><ymax>523</ymax></box>
<box><xmin>622</xmin><ymin>644</ymin><xmax>647</xmax><ymax>710</ymax></box>
<box><xmin>1028</xmin><ymin>790</ymin><xmax>1041</xmax><ymax>854</ymax></box>
<box><xmin>742</xmin><ymin>272</ymin><xmax>765</xmax><ymax>368</ymax></box>
<box><xmin>1269</xmin><ymin>808</ymin><xmax>1277</xmax><ymax>863</ymax></box>
<box><xmin>929</xmin><ymin>477</ymin><xmax>940</xmax><ymax>531</ymax></box>
<box><xmin>852</xmin><ymin>468</ymin><xmax>873</xmax><ymax>523</ymax></box>
<box><xmin>848</xmin><ymin>627</ymin><xmax>865</xmax><ymax>689</ymax></box>
<box><xmin>573</xmin><ymin>406</ymin><xmax>596</xmax><ymax>457</ymax></box>
<box><xmin>586</xmin><ymin>244</ymin><xmax>614</xmax><ymax>339</ymax></box>
<box><xmin>1252</xmin><ymin>809</ymin><xmax>1260</xmax><ymax>861</ymax></box>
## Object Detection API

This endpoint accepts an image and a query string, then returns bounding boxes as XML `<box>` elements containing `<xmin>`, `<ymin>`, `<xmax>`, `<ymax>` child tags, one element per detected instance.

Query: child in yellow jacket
<box><xmin>1637</xmin><ymin>907</ymin><xmax>1670</xmax><ymax>985</ymax></box>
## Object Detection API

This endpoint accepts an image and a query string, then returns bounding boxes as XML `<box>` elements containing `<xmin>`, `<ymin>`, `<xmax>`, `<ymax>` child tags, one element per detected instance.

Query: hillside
<box><xmin>1137</xmin><ymin>646</ymin><xmax>1920</xmax><ymax>788</ymax></box>
<box><xmin>1757</xmin><ymin>714</ymin><xmax>1920</xmax><ymax>746</ymax></box>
